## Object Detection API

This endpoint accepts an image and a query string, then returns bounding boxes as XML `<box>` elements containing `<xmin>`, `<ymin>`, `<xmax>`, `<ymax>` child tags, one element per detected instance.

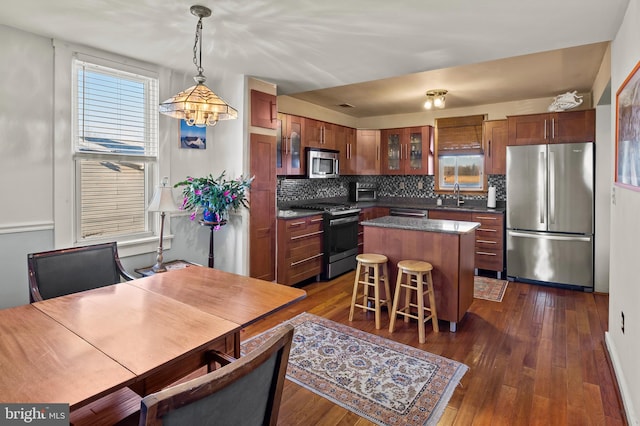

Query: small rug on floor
<box><xmin>241</xmin><ymin>312</ymin><xmax>468</xmax><ymax>426</ymax></box>
<box><xmin>474</xmin><ymin>276</ymin><xmax>508</xmax><ymax>302</ymax></box>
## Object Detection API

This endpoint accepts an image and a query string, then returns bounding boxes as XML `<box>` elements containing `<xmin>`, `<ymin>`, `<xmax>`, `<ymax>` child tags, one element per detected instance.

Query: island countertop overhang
<box><xmin>361</xmin><ymin>215</ymin><xmax>480</xmax><ymax>234</ymax></box>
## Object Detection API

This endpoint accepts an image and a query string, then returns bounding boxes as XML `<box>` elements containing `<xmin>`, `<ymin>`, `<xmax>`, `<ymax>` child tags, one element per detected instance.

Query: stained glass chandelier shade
<box><xmin>159</xmin><ymin>5</ymin><xmax>237</xmax><ymax>127</ymax></box>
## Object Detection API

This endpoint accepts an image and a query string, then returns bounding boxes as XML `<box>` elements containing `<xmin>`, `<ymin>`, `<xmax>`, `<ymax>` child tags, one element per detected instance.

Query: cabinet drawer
<box><xmin>284</xmin><ymin>215</ymin><xmax>324</xmax><ymax>238</ymax></box>
<box><xmin>289</xmin><ymin>238</ymin><xmax>323</xmax><ymax>263</ymax></box>
<box><xmin>472</xmin><ymin>212</ymin><xmax>504</xmax><ymax>272</ymax></box>
<box><xmin>475</xmin><ymin>250</ymin><xmax>503</xmax><ymax>271</ymax></box>
<box><xmin>428</xmin><ymin>210</ymin><xmax>472</xmax><ymax>221</ymax></box>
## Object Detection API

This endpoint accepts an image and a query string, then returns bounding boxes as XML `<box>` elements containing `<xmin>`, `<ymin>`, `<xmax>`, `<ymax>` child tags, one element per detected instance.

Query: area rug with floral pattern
<box><xmin>473</xmin><ymin>276</ymin><xmax>509</xmax><ymax>302</ymax></box>
<box><xmin>241</xmin><ymin>312</ymin><xmax>468</xmax><ymax>426</ymax></box>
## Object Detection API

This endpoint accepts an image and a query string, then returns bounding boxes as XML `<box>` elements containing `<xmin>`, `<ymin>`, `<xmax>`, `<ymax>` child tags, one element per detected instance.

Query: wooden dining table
<box><xmin>0</xmin><ymin>304</ymin><xmax>137</xmax><ymax>409</ymax></box>
<box><xmin>0</xmin><ymin>265</ymin><xmax>306</xmax><ymax>411</ymax></box>
<box><xmin>128</xmin><ymin>265</ymin><xmax>307</xmax><ymax>356</ymax></box>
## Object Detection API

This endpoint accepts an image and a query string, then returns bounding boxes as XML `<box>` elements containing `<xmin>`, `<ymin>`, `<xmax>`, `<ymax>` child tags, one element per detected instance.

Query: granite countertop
<box><xmin>373</xmin><ymin>197</ymin><xmax>506</xmax><ymax>214</ymax></box>
<box><xmin>361</xmin><ymin>215</ymin><xmax>480</xmax><ymax>234</ymax></box>
<box><xmin>277</xmin><ymin>209</ymin><xmax>325</xmax><ymax>219</ymax></box>
<box><xmin>276</xmin><ymin>197</ymin><xmax>505</xmax><ymax>219</ymax></box>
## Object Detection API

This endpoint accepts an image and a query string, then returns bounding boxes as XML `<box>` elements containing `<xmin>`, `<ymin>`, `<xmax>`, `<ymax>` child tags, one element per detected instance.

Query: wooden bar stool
<box><xmin>389</xmin><ymin>260</ymin><xmax>439</xmax><ymax>343</ymax></box>
<box><xmin>348</xmin><ymin>253</ymin><xmax>392</xmax><ymax>329</ymax></box>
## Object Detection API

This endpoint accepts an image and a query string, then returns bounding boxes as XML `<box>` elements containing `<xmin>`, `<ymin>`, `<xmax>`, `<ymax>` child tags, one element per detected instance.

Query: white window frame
<box><xmin>53</xmin><ymin>41</ymin><xmax>169</xmax><ymax>257</ymax></box>
<box><xmin>71</xmin><ymin>57</ymin><xmax>159</xmax><ymax>244</ymax></box>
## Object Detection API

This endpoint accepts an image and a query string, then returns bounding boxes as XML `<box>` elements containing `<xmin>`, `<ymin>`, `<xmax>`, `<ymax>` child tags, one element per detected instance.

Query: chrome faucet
<box><xmin>453</xmin><ymin>183</ymin><xmax>464</xmax><ymax>206</ymax></box>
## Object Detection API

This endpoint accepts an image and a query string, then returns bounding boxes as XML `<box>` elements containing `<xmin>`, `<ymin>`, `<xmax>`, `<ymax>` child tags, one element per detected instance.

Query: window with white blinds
<box><xmin>72</xmin><ymin>59</ymin><xmax>159</xmax><ymax>241</ymax></box>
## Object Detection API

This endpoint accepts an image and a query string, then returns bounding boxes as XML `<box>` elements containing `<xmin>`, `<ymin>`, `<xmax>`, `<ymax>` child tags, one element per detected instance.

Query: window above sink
<box><xmin>437</xmin><ymin>154</ymin><xmax>485</xmax><ymax>192</ymax></box>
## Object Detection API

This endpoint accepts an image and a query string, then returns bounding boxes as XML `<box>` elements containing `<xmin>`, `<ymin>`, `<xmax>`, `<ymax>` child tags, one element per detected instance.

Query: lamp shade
<box><xmin>148</xmin><ymin>179</ymin><xmax>180</xmax><ymax>213</ymax></box>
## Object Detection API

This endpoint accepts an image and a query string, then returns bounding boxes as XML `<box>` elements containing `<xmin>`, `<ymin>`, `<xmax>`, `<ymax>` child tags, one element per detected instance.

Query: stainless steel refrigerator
<box><xmin>506</xmin><ymin>142</ymin><xmax>594</xmax><ymax>290</ymax></box>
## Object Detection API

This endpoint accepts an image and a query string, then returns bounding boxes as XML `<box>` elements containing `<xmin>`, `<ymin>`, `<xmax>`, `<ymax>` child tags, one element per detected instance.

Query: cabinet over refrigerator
<box><xmin>506</xmin><ymin>142</ymin><xmax>594</xmax><ymax>291</ymax></box>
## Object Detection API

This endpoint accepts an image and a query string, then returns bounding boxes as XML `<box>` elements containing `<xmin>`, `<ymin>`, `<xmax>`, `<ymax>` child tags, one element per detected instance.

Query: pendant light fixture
<box><xmin>159</xmin><ymin>5</ymin><xmax>238</xmax><ymax>127</ymax></box>
<box><xmin>424</xmin><ymin>89</ymin><xmax>448</xmax><ymax>110</ymax></box>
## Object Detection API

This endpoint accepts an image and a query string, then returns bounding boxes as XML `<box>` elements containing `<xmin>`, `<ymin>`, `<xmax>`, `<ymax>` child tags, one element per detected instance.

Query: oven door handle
<box><xmin>329</xmin><ymin>216</ymin><xmax>360</xmax><ymax>226</ymax></box>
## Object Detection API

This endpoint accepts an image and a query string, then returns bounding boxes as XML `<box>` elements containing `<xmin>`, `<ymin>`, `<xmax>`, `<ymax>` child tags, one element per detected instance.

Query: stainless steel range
<box><xmin>290</xmin><ymin>202</ymin><xmax>361</xmax><ymax>280</ymax></box>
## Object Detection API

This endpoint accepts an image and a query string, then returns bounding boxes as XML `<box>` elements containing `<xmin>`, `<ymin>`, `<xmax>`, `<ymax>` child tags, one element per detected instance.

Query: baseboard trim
<box><xmin>605</xmin><ymin>331</ymin><xmax>638</xmax><ymax>425</ymax></box>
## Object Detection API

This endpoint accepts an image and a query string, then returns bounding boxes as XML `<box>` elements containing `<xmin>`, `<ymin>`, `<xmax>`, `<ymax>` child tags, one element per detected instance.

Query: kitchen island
<box><xmin>361</xmin><ymin>216</ymin><xmax>480</xmax><ymax>332</ymax></box>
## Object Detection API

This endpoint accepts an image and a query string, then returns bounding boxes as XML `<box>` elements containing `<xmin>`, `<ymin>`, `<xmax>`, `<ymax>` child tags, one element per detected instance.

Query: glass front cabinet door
<box><xmin>381</xmin><ymin>127</ymin><xmax>432</xmax><ymax>175</ymax></box>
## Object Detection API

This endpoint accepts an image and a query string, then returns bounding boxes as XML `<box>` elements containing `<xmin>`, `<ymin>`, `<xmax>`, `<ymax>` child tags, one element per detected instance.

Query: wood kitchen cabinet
<box><xmin>428</xmin><ymin>209</ymin><xmax>505</xmax><ymax>275</ymax></box>
<box><xmin>381</xmin><ymin>126</ymin><xmax>432</xmax><ymax>175</ymax></box>
<box><xmin>355</xmin><ymin>129</ymin><xmax>380</xmax><ymax>175</ymax></box>
<box><xmin>305</xmin><ymin>118</ymin><xmax>335</xmax><ymax>150</ymax></box>
<box><xmin>250</xmin><ymin>90</ymin><xmax>277</xmax><ymax>129</ymax></box>
<box><xmin>276</xmin><ymin>113</ymin><xmax>305</xmax><ymax>176</ymax></box>
<box><xmin>249</xmin><ymin>133</ymin><xmax>276</xmax><ymax>281</ymax></box>
<box><xmin>336</xmin><ymin>125</ymin><xmax>358</xmax><ymax>175</ymax></box>
<box><xmin>472</xmin><ymin>212</ymin><xmax>504</xmax><ymax>275</ymax></box>
<box><xmin>277</xmin><ymin>214</ymin><xmax>324</xmax><ymax>286</ymax></box>
<box><xmin>507</xmin><ymin>109</ymin><xmax>595</xmax><ymax>146</ymax></box>
<box><xmin>357</xmin><ymin>207</ymin><xmax>390</xmax><ymax>253</ymax></box>
<box><xmin>483</xmin><ymin>119</ymin><xmax>508</xmax><ymax>175</ymax></box>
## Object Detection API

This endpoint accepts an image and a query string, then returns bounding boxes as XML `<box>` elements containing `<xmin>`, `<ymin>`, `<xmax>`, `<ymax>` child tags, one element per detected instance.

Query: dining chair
<box><xmin>134</xmin><ymin>324</ymin><xmax>294</xmax><ymax>426</ymax></box>
<box><xmin>28</xmin><ymin>242</ymin><xmax>135</xmax><ymax>302</ymax></box>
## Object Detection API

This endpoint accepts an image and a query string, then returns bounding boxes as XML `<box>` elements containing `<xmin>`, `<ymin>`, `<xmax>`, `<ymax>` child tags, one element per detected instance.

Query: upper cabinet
<box><xmin>483</xmin><ymin>119</ymin><xmax>508</xmax><ymax>175</ymax></box>
<box><xmin>356</xmin><ymin>129</ymin><xmax>380</xmax><ymax>175</ymax></box>
<box><xmin>507</xmin><ymin>109</ymin><xmax>595</xmax><ymax>145</ymax></box>
<box><xmin>336</xmin><ymin>125</ymin><xmax>358</xmax><ymax>175</ymax></box>
<box><xmin>381</xmin><ymin>126</ymin><xmax>433</xmax><ymax>175</ymax></box>
<box><xmin>250</xmin><ymin>90</ymin><xmax>277</xmax><ymax>129</ymax></box>
<box><xmin>305</xmin><ymin>118</ymin><xmax>335</xmax><ymax>150</ymax></box>
<box><xmin>276</xmin><ymin>113</ymin><xmax>305</xmax><ymax>176</ymax></box>
<box><xmin>435</xmin><ymin>115</ymin><xmax>485</xmax><ymax>154</ymax></box>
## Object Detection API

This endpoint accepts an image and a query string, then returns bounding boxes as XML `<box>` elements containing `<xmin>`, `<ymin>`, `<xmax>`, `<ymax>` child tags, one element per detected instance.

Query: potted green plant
<box><xmin>174</xmin><ymin>172</ymin><xmax>254</xmax><ymax>230</ymax></box>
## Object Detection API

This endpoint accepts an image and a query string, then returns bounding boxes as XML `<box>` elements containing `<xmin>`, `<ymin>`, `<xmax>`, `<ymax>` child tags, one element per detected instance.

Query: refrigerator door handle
<box><xmin>549</xmin><ymin>151</ymin><xmax>555</xmax><ymax>224</ymax></box>
<box><xmin>508</xmin><ymin>230</ymin><xmax>591</xmax><ymax>242</ymax></box>
<box><xmin>539</xmin><ymin>151</ymin><xmax>546</xmax><ymax>225</ymax></box>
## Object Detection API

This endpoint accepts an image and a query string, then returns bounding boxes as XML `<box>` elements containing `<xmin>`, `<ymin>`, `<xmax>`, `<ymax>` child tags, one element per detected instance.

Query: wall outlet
<box><xmin>417</xmin><ymin>180</ymin><xmax>424</xmax><ymax>190</ymax></box>
<box><xmin>621</xmin><ymin>311</ymin><xmax>625</xmax><ymax>334</ymax></box>
<box><xmin>399</xmin><ymin>182</ymin><xmax>405</xmax><ymax>190</ymax></box>
<box><xmin>612</xmin><ymin>186</ymin><xmax>616</xmax><ymax>205</ymax></box>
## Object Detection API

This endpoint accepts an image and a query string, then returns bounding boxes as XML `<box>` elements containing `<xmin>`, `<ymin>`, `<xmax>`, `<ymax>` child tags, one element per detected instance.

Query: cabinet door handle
<box><xmin>475</xmin><ymin>216</ymin><xmax>498</xmax><ymax>220</ymax></box>
<box><xmin>478</xmin><ymin>228</ymin><xmax>497</xmax><ymax>232</ymax></box>
<box><xmin>290</xmin><ymin>252</ymin><xmax>324</xmax><ymax>266</ymax></box>
<box><xmin>291</xmin><ymin>230</ymin><xmax>324</xmax><ymax>240</ymax></box>
<box><xmin>544</xmin><ymin>119</ymin><xmax>547</xmax><ymax>140</ymax></box>
<box><xmin>270</xmin><ymin>101</ymin><xmax>276</xmax><ymax>124</ymax></box>
<box><xmin>488</xmin><ymin>140</ymin><xmax>491</xmax><ymax>157</ymax></box>
<box><xmin>477</xmin><ymin>239</ymin><xmax>497</xmax><ymax>244</ymax></box>
<box><xmin>289</xmin><ymin>220</ymin><xmax>305</xmax><ymax>227</ymax></box>
<box><xmin>476</xmin><ymin>251</ymin><xmax>497</xmax><ymax>256</ymax></box>
<box><xmin>552</xmin><ymin>118</ymin><xmax>555</xmax><ymax>140</ymax></box>
<box><xmin>310</xmin><ymin>217</ymin><xmax>324</xmax><ymax>223</ymax></box>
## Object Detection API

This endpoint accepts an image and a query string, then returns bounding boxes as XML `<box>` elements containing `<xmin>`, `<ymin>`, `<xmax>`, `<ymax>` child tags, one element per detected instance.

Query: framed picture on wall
<box><xmin>180</xmin><ymin>119</ymin><xmax>206</xmax><ymax>149</ymax></box>
<box><xmin>616</xmin><ymin>59</ymin><xmax>640</xmax><ymax>190</ymax></box>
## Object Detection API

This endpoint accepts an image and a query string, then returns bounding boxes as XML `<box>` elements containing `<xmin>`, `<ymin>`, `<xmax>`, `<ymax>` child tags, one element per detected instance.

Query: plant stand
<box><xmin>199</xmin><ymin>220</ymin><xmax>227</xmax><ymax>268</ymax></box>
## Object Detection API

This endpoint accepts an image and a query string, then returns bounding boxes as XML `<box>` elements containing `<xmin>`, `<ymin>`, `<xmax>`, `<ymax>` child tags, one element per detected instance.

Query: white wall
<box><xmin>595</xmin><ymin>104</ymin><xmax>612</xmax><ymax>293</ymax></box>
<box><xmin>0</xmin><ymin>24</ymin><xmax>249</xmax><ymax>308</ymax></box>
<box><xmin>607</xmin><ymin>0</ymin><xmax>640</xmax><ymax>423</ymax></box>
<box><xmin>0</xmin><ymin>25</ymin><xmax>54</xmax><ymax>307</ymax></box>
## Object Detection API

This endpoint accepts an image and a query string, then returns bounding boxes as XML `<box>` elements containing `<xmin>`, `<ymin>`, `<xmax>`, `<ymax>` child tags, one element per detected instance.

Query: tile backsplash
<box><xmin>277</xmin><ymin>175</ymin><xmax>506</xmax><ymax>203</ymax></box>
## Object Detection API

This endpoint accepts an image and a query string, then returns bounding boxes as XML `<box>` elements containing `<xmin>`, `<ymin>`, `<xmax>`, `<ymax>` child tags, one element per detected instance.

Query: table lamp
<box><xmin>148</xmin><ymin>177</ymin><xmax>180</xmax><ymax>272</ymax></box>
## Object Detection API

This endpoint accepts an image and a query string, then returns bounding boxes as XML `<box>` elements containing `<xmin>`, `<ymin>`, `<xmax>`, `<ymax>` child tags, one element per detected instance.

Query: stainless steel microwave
<box><xmin>307</xmin><ymin>148</ymin><xmax>339</xmax><ymax>178</ymax></box>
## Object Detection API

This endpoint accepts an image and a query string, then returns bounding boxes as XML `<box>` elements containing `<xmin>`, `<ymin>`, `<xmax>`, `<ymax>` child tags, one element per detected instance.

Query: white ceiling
<box><xmin>0</xmin><ymin>0</ymin><xmax>629</xmax><ymax>116</ymax></box>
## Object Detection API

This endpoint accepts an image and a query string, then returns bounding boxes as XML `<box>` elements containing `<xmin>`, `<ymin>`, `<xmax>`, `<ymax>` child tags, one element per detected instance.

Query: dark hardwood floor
<box><xmin>242</xmin><ymin>271</ymin><xmax>626</xmax><ymax>426</ymax></box>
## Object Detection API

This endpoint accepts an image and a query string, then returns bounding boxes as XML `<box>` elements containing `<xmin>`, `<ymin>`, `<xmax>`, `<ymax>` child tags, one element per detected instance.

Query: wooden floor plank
<box><xmin>239</xmin><ymin>273</ymin><xmax>626</xmax><ymax>425</ymax></box>
<box><xmin>77</xmin><ymin>273</ymin><xmax>625</xmax><ymax>425</ymax></box>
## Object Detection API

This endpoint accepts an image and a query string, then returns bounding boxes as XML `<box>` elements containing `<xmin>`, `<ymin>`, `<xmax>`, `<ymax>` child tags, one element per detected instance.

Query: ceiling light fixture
<box><xmin>159</xmin><ymin>5</ymin><xmax>238</xmax><ymax>127</ymax></box>
<box><xmin>424</xmin><ymin>89</ymin><xmax>448</xmax><ymax>110</ymax></box>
